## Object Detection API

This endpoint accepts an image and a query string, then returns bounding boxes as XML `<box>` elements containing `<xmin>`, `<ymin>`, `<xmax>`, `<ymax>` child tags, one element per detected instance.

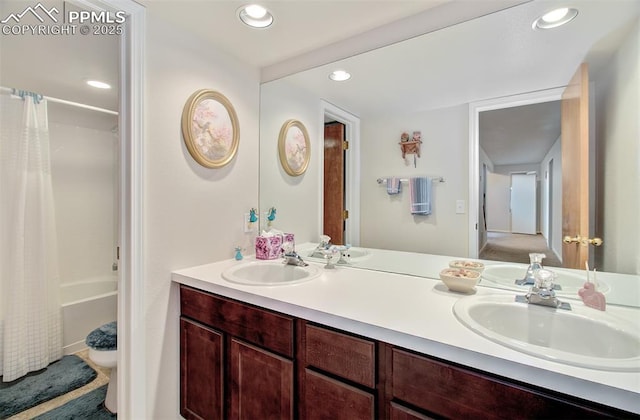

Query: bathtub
<box><xmin>61</xmin><ymin>275</ymin><xmax>118</xmax><ymax>354</ymax></box>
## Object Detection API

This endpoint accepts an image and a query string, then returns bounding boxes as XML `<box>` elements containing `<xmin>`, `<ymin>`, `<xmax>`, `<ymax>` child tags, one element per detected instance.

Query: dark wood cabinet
<box><xmin>229</xmin><ymin>339</ymin><xmax>293</xmax><ymax>420</ymax></box>
<box><xmin>180</xmin><ymin>286</ymin><xmax>294</xmax><ymax>420</ymax></box>
<box><xmin>390</xmin><ymin>402</ymin><xmax>435</xmax><ymax>420</ymax></box>
<box><xmin>390</xmin><ymin>347</ymin><xmax>628</xmax><ymax>419</ymax></box>
<box><xmin>180</xmin><ymin>318</ymin><xmax>223</xmax><ymax>420</ymax></box>
<box><xmin>179</xmin><ymin>284</ymin><xmax>636</xmax><ymax>420</ymax></box>
<box><xmin>304</xmin><ymin>323</ymin><xmax>376</xmax><ymax>388</ymax></box>
<box><xmin>300</xmin><ymin>323</ymin><xmax>377</xmax><ymax>419</ymax></box>
<box><xmin>303</xmin><ymin>368</ymin><xmax>375</xmax><ymax>420</ymax></box>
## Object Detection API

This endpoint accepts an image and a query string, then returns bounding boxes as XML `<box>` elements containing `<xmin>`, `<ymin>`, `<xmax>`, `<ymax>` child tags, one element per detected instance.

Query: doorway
<box><xmin>324</xmin><ymin>121</ymin><xmax>346</xmax><ymax>244</ymax></box>
<box><xmin>469</xmin><ymin>88</ymin><xmax>564</xmax><ymax>261</ymax></box>
<box><xmin>320</xmin><ymin>101</ymin><xmax>361</xmax><ymax>246</ymax></box>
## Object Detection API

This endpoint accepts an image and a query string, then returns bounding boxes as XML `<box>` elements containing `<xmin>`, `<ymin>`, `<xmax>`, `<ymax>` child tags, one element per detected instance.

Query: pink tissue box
<box><xmin>255</xmin><ymin>233</ymin><xmax>295</xmax><ymax>260</ymax></box>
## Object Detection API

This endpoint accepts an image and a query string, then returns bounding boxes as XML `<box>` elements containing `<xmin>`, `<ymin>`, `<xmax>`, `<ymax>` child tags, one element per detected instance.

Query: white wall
<box><xmin>539</xmin><ymin>136</ymin><xmax>562</xmax><ymax>261</ymax></box>
<box><xmin>259</xmin><ymin>79</ymin><xmax>320</xmax><ymax>243</ymax></box>
<box><xmin>49</xmin><ymin>105</ymin><xmax>118</xmax><ymax>285</ymax></box>
<box><xmin>143</xmin><ymin>5</ymin><xmax>260</xmax><ymax>417</ymax></box>
<box><xmin>485</xmin><ymin>171</ymin><xmax>510</xmax><ymax>232</ymax></box>
<box><xmin>359</xmin><ymin>104</ymin><xmax>468</xmax><ymax>256</ymax></box>
<box><xmin>478</xmin><ymin>147</ymin><xmax>494</xmax><ymax>249</ymax></box>
<box><xmin>594</xmin><ymin>19</ymin><xmax>639</xmax><ymax>274</ymax></box>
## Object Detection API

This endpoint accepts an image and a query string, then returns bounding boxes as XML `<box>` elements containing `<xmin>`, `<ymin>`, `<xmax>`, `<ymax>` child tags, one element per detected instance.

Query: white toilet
<box><xmin>86</xmin><ymin>321</ymin><xmax>117</xmax><ymax>413</ymax></box>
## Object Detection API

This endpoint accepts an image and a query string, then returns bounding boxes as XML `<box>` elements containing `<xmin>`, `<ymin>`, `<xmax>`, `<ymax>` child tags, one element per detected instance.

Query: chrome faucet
<box><xmin>515</xmin><ymin>253</ymin><xmax>546</xmax><ymax>286</ymax></box>
<box><xmin>283</xmin><ymin>251</ymin><xmax>308</xmax><ymax>267</ymax></box>
<box><xmin>282</xmin><ymin>240</ymin><xmax>308</xmax><ymax>266</ymax></box>
<box><xmin>310</xmin><ymin>235</ymin><xmax>332</xmax><ymax>258</ymax></box>
<box><xmin>517</xmin><ymin>268</ymin><xmax>571</xmax><ymax>310</ymax></box>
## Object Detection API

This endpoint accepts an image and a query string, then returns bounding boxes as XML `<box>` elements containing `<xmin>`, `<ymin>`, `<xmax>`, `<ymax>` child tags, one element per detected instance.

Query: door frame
<box><xmin>320</xmin><ymin>100</ymin><xmax>361</xmax><ymax>246</ymax></box>
<box><xmin>80</xmin><ymin>0</ymin><xmax>145</xmax><ymax>417</ymax></box>
<box><xmin>468</xmin><ymin>87</ymin><xmax>564</xmax><ymax>258</ymax></box>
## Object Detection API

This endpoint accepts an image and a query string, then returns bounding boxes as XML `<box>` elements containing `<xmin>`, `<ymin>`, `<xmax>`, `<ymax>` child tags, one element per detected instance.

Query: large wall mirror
<box><xmin>259</xmin><ymin>0</ymin><xmax>639</xmax><ymax>307</ymax></box>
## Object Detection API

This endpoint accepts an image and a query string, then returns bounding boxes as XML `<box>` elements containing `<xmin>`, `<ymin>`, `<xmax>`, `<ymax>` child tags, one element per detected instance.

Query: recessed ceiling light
<box><xmin>532</xmin><ymin>7</ymin><xmax>578</xmax><ymax>30</ymax></box>
<box><xmin>86</xmin><ymin>80</ymin><xmax>111</xmax><ymax>89</ymax></box>
<box><xmin>329</xmin><ymin>70</ymin><xmax>351</xmax><ymax>82</ymax></box>
<box><xmin>238</xmin><ymin>4</ymin><xmax>273</xmax><ymax>28</ymax></box>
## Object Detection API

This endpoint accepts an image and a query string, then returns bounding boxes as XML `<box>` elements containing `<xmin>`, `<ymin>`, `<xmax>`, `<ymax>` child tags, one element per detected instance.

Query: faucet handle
<box><xmin>528</xmin><ymin>253</ymin><xmax>546</xmax><ymax>265</ymax></box>
<box><xmin>282</xmin><ymin>240</ymin><xmax>295</xmax><ymax>255</ymax></box>
<box><xmin>534</xmin><ymin>268</ymin><xmax>556</xmax><ymax>291</ymax></box>
<box><xmin>319</xmin><ymin>235</ymin><xmax>331</xmax><ymax>246</ymax></box>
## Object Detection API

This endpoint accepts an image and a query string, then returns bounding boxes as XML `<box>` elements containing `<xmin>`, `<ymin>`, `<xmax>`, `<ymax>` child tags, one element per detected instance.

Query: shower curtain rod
<box><xmin>0</xmin><ymin>86</ymin><xmax>118</xmax><ymax>116</ymax></box>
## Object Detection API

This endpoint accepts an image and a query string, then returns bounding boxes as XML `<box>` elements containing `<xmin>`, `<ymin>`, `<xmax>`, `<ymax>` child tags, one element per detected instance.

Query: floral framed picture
<box><xmin>278</xmin><ymin>119</ymin><xmax>310</xmax><ymax>176</ymax></box>
<box><xmin>181</xmin><ymin>89</ymin><xmax>239</xmax><ymax>168</ymax></box>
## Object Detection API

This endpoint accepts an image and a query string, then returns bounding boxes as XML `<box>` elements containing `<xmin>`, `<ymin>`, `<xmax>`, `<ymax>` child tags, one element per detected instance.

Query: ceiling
<box><xmin>1</xmin><ymin>0</ymin><xmax>638</xmax><ymax>166</ymax></box>
<box><xmin>480</xmin><ymin>101</ymin><xmax>561</xmax><ymax>167</ymax></box>
<box><xmin>137</xmin><ymin>0</ymin><xmax>453</xmax><ymax>70</ymax></box>
<box><xmin>0</xmin><ymin>0</ymin><xmax>456</xmax><ymax>112</ymax></box>
<box><xmin>277</xmin><ymin>0</ymin><xmax>639</xmax><ymax>165</ymax></box>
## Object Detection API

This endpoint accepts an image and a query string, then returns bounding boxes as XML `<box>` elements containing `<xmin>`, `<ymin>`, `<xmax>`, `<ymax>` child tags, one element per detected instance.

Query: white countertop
<box><xmin>172</xmin><ymin>255</ymin><xmax>640</xmax><ymax>414</ymax></box>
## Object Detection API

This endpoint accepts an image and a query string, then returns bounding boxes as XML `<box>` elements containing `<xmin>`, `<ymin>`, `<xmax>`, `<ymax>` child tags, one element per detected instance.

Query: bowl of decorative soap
<box><xmin>449</xmin><ymin>259</ymin><xmax>485</xmax><ymax>273</ymax></box>
<box><xmin>439</xmin><ymin>268</ymin><xmax>481</xmax><ymax>293</ymax></box>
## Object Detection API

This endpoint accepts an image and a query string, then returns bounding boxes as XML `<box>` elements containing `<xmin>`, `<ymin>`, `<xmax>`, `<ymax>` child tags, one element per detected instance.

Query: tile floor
<box><xmin>7</xmin><ymin>350</ymin><xmax>111</xmax><ymax>420</ymax></box>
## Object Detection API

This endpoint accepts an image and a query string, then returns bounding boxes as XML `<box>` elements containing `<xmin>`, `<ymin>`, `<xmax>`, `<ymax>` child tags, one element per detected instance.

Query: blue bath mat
<box><xmin>0</xmin><ymin>354</ymin><xmax>97</xmax><ymax>418</ymax></box>
<box><xmin>33</xmin><ymin>385</ymin><xmax>114</xmax><ymax>419</ymax></box>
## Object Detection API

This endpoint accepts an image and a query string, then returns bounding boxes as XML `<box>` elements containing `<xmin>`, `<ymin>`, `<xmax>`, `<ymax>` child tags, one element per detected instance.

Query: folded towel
<box><xmin>409</xmin><ymin>177</ymin><xmax>432</xmax><ymax>215</ymax></box>
<box><xmin>386</xmin><ymin>177</ymin><xmax>401</xmax><ymax>195</ymax></box>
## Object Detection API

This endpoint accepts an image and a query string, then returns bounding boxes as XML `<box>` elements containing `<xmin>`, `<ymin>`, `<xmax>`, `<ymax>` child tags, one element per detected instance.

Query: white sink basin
<box><xmin>481</xmin><ymin>264</ymin><xmax>610</xmax><ymax>295</ymax></box>
<box><xmin>222</xmin><ymin>261</ymin><xmax>321</xmax><ymax>286</ymax></box>
<box><xmin>453</xmin><ymin>294</ymin><xmax>640</xmax><ymax>371</ymax></box>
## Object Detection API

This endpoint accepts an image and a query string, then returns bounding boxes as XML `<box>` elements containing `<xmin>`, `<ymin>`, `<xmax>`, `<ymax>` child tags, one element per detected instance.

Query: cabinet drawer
<box><xmin>304</xmin><ymin>369</ymin><xmax>375</xmax><ymax>420</ymax></box>
<box><xmin>390</xmin><ymin>402</ymin><xmax>435</xmax><ymax>420</ymax></box>
<box><xmin>392</xmin><ymin>348</ymin><xmax>614</xmax><ymax>419</ymax></box>
<box><xmin>180</xmin><ymin>285</ymin><xmax>294</xmax><ymax>358</ymax></box>
<box><xmin>305</xmin><ymin>324</ymin><xmax>375</xmax><ymax>388</ymax></box>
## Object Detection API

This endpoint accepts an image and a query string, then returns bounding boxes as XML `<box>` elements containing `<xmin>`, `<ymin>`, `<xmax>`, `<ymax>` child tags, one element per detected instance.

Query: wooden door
<box><xmin>324</xmin><ymin>122</ymin><xmax>346</xmax><ymax>244</ymax></box>
<box><xmin>180</xmin><ymin>318</ymin><xmax>224</xmax><ymax>420</ymax></box>
<box><xmin>561</xmin><ymin>63</ymin><xmax>589</xmax><ymax>269</ymax></box>
<box><xmin>229</xmin><ymin>339</ymin><xmax>293</xmax><ymax>420</ymax></box>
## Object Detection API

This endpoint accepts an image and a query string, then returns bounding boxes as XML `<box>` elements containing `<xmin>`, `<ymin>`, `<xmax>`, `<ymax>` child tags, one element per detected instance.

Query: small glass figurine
<box><xmin>267</xmin><ymin>207</ymin><xmax>277</xmax><ymax>227</ymax></box>
<box><xmin>249</xmin><ymin>208</ymin><xmax>258</xmax><ymax>223</ymax></box>
<box><xmin>234</xmin><ymin>246</ymin><xmax>243</xmax><ymax>261</ymax></box>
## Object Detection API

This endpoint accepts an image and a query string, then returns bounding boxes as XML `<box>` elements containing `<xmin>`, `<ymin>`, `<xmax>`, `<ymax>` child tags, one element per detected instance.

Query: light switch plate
<box><xmin>456</xmin><ymin>200</ymin><xmax>466</xmax><ymax>214</ymax></box>
<box><xmin>243</xmin><ymin>213</ymin><xmax>257</xmax><ymax>233</ymax></box>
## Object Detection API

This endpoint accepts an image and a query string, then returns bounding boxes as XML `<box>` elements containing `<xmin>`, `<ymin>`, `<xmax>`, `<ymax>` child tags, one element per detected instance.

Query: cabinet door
<box><xmin>303</xmin><ymin>369</ymin><xmax>375</xmax><ymax>420</ymax></box>
<box><xmin>229</xmin><ymin>339</ymin><xmax>294</xmax><ymax>420</ymax></box>
<box><xmin>180</xmin><ymin>317</ymin><xmax>223</xmax><ymax>420</ymax></box>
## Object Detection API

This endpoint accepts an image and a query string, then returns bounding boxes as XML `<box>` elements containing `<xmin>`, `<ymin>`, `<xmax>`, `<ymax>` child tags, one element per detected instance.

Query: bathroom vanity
<box><xmin>173</xmin><ymin>257</ymin><xmax>640</xmax><ymax>419</ymax></box>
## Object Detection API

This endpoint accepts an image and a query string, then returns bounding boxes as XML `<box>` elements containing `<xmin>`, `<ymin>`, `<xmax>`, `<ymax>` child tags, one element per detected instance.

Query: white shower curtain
<box><xmin>0</xmin><ymin>92</ymin><xmax>62</xmax><ymax>382</ymax></box>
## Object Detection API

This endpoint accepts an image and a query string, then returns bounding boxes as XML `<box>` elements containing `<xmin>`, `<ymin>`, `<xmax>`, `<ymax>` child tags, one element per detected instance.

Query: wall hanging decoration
<box><xmin>399</xmin><ymin>130</ymin><xmax>422</xmax><ymax>167</ymax></box>
<box><xmin>266</xmin><ymin>207</ymin><xmax>277</xmax><ymax>227</ymax></box>
<box><xmin>278</xmin><ymin>119</ymin><xmax>310</xmax><ymax>176</ymax></box>
<box><xmin>181</xmin><ymin>89</ymin><xmax>239</xmax><ymax>168</ymax></box>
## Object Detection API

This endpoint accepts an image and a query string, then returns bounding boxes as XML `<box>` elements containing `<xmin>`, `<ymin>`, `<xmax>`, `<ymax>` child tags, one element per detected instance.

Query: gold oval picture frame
<box><xmin>278</xmin><ymin>119</ymin><xmax>310</xmax><ymax>176</ymax></box>
<box><xmin>181</xmin><ymin>89</ymin><xmax>239</xmax><ymax>168</ymax></box>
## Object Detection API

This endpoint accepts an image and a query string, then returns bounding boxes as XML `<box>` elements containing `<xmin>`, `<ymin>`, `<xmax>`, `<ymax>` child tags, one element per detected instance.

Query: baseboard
<box><xmin>64</xmin><ymin>340</ymin><xmax>88</xmax><ymax>355</ymax></box>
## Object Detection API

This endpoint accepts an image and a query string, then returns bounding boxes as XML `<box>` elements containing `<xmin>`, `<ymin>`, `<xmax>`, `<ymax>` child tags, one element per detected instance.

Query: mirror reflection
<box><xmin>259</xmin><ymin>0</ymin><xmax>639</xmax><ymax>306</ymax></box>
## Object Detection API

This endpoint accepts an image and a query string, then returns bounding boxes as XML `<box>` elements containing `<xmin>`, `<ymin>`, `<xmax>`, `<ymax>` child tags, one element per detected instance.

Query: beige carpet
<box><xmin>479</xmin><ymin>232</ymin><xmax>562</xmax><ymax>267</ymax></box>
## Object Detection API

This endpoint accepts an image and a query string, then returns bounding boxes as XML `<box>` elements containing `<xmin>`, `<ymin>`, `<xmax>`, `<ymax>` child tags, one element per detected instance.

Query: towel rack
<box><xmin>377</xmin><ymin>176</ymin><xmax>445</xmax><ymax>184</ymax></box>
